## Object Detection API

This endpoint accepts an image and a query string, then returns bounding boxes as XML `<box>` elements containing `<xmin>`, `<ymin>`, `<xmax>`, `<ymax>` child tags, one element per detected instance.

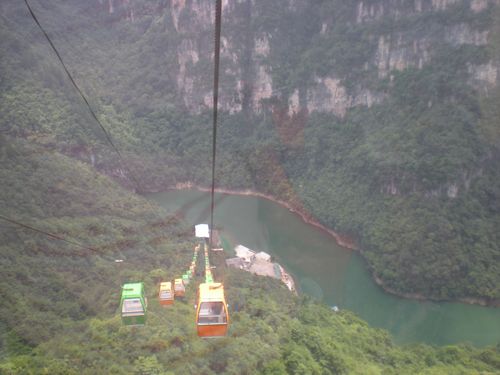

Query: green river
<box><xmin>148</xmin><ymin>189</ymin><xmax>500</xmax><ymax>347</ymax></box>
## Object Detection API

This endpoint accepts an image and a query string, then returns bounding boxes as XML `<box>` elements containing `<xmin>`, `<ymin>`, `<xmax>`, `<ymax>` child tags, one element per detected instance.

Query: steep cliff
<box><xmin>80</xmin><ymin>0</ymin><xmax>499</xmax><ymax>212</ymax></box>
<box><xmin>88</xmin><ymin>0</ymin><xmax>498</xmax><ymax>117</ymax></box>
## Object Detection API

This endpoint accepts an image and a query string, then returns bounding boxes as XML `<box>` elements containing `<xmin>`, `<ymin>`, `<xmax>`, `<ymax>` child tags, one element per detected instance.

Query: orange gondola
<box><xmin>196</xmin><ymin>282</ymin><xmax>229</xmax><ymax>338</ymax></box>
<box><xmin>158</xmin><ymin>281</ymin><xmax>174</xmax><ymax>306</ymax></box>
<box><xmin>174</xmin><ymin>278</ymin><xmax>185</xmax><ymax>298</ymax></box>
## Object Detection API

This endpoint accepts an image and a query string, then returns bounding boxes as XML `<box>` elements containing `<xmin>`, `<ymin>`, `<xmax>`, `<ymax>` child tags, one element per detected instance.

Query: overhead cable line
<box><xmin>0</xmin><ymin>214</ymin><xmax>98</xmax><ymax>253</ymax></box>
<box><xmin>209</xmin><ymin>0</ymin><xmax>222</xmax><ymax>251</ymax></box>
<box><xmin>22</xmin><ymin>0</ymin><xmax>155</xmax><ymax>200</ymax></box>
<box><xmin>23</xmin><ymin>0</ymin><xmax>119</xmax><ymax>157</ymax></box>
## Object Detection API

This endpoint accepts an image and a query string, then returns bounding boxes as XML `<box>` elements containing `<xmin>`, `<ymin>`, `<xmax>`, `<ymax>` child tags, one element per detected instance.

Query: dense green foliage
<box><xmin>1</xmin><ymin>0</ymin><xmax>500</xmax><ymax>371</ymax></box>
<box><xmin>0</xmin><ymin>142</ymin><xmax>498</xmax><ymax>373</ymax></box>
<box><xmin>282</xmin><ymin>45</ymin><xmax>500</xmax><ymax>300</ymax></box>
<box><xmin>1</xmin><ymin>0</ymin><xmax>500</xmax><ymax>306</ymax></box>
<box><xmin>1</xmin><ymin>0</ymin><xmax>500</xmax><ymax>300</ymax></box>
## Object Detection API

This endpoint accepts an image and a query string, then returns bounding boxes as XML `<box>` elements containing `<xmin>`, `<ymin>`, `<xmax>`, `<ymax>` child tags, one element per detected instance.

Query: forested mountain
<box><xmin>3</xmin><ymin>0</ymin><xmax>498</xmax><ymax>302</ymax></box>
<box><xmin>1</xmin><ymin>140</ymin><xmax>499</xmax><ymax>374</ymax></box>
<box><xmin>1</xmin><ymin>0</ymin><xmax>500</xmax><ymax>373</ymax></box>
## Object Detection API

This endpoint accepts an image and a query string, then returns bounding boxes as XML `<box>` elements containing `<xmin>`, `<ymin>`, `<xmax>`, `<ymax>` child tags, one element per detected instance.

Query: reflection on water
<box><xmin>148</xmin><ymin>190</ymin><xmax>500</xmax><ymax>346</ymax></box>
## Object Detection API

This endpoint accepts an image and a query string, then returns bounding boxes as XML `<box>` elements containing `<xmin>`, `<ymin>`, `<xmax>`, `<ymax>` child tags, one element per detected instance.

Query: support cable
<box><xmin>0</xmin><ymin>214</ymin><xmax>97</xmax><ymax>253</ymax></box>
<box><xmin>23</xmin><ymin>0</ymin><xmax>154</xmax><ymax>199</ymax></box>
<box><xmin>209</xmin><ymin>0</ymin><xmax>222</xmax><ymax>252</ymax></box>
<box><xmin>23</xmin><ymin>0</ymin><xmax>119</xmax><ymax>157</ymax></box>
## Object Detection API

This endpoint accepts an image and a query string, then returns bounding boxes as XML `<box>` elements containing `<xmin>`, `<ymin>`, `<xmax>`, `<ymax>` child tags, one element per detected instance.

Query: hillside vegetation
<box><xmin>2</xmin><ymin>0</ymin><xmax>498</xmax><ymax>302</ymax></box>
<box><xmin>0</xmin><ymin>139</ymin><xmax>499</xmax><ymax>374</ymax></box>
<box><xmin>0</xmin><ymin>1</ymin><xmax>500</xmax><ymax>374</ymax></box>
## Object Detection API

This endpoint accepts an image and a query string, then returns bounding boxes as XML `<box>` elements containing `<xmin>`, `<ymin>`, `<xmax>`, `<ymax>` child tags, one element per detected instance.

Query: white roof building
<box><xmin>235</xmin><ymin>245</ymin><xmax>256</xmax><ymax>263</ymax></box>
<box><xmin>255</xmin><ymin>251</ymin><xmax>271</xmax><ymax>262</ymax></box>
<box><xmin>195</xmin><ymin>224</ymin><xmax>210</xmax><ymax>238</ymax></box>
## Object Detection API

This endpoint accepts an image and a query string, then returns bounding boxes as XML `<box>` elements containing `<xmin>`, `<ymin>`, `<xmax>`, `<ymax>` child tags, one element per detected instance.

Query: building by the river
<box><xmin>226</xmin><ymin>245</ymin><xmax>296</xmax><ymax>292</ymax></box>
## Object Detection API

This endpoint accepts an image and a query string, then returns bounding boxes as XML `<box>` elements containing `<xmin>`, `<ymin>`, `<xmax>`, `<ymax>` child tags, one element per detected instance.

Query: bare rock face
<box><xmin>356</xmin><ymin>1</ymin><xmax>386</xmax><ymax>24</ymax></box>
<box><xmin>94</xmin><ymin>0</ymin><xmax>500</xmax><ymax>118</ymax></box>
<box><xmin>304</xmin><ymin>78</ymin><xmax>383</xmax><ymax>118</ymax></box>
<box><xmin>306</xmin><ymin>78</ymin><xmax>350</xmax><ymax>117</ymax></box>
<box><xmin>252</xmin><ymin>66</ymin><xmax>273</xmax><ymax>112</ymax></box>
<box><xmin>431</xmin><ymin>0</ymin><xmax>460</xmax><ymax>10</ymax></box>
<box><xmin>170</xmin><ymin>0</ymin><xmax>185</xmax><ymax>31</ymax></box>
<box><xmin>177</xmin><ymin>39</ymin><xmax>200</xmax><ymax>108</ymax></box>
<box><xmin>468</xmin><ymin>63</ymin><xmax>498</xmax><ymax>92</ymax></box>
<box><xmin>471</xmin><ymin>0</ymin><xmax>490</xmax><ymax>12</ymax></box>
<box><xmin>445</xmin><ymin>24</ymin><xmax>489</xmax><ymax>46</ymax></box>
<box><xmin>375</xmin><ymin>34</ymin><xmax>433</xmax><ymax>78</ymax></box>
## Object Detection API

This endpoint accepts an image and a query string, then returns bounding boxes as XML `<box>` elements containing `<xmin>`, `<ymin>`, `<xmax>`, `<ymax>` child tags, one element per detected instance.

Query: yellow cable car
<box><xmin>158</xmin><ymin>281</ymin><xmax>174</xmax><ymax>306</ymax></box>
<box><xmin>174</xmin><ymin>278</ymin><xmax>185</xmax><ymax>298</ymax></box>
<box><xmin>196</xmin><ymin>282</ymin><xmax>229</xmax><ymax>338</ymax></box>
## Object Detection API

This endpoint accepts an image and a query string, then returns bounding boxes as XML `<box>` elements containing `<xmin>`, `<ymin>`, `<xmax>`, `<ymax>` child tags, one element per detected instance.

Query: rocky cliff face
<box><xmin>96</xmin><ymin>0</ymin><xmax>499</xmax><ymax>119</ymax></box>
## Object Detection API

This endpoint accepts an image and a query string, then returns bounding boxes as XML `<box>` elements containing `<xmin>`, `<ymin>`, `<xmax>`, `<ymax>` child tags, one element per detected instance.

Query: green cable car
<box><xmin>120</xmin><ymin>282</ymin><xmax>147</xmax><ymax>326</ymax></box>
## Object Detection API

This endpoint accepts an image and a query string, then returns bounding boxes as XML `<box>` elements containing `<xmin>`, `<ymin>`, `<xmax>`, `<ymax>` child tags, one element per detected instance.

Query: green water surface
<box><xmin>148</xmin><ymin>190</ymin><xmax>500</xmax><ymax>346</ymax></box>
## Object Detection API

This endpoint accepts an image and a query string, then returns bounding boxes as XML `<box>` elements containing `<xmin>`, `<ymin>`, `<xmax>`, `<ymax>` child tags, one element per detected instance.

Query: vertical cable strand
<box><xmin>209</xmin><ymin>0</ymin><xmax>222</xmax><ymax>252</ymax></box>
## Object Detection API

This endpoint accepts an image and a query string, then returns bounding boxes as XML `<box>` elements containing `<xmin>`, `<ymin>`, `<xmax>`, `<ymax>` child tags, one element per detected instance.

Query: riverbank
<box><xmin>167</xmin><ymin>182</ymin><xmax>500</xmax><ymax>308</ymax></box>
<box><xmin>147</xmin><ymin>188</ymin><xmax>500</xmax><ymax>346</ymax></box>
<box><xmin>371</xmin><ymin>273</ymin><xmax>500</xmax><ymax>308</ymax></box>
<box><xmin>173</xmin><ymin>182</ymin><xmax>357</xmax><ymax>250</ymax></box>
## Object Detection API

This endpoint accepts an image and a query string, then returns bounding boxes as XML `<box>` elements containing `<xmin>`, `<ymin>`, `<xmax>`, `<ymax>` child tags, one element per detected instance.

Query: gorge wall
<box><xmin>97</xmin><ymin>0</ymin><xmax>498</xmax><ymax>118</ymax></box>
